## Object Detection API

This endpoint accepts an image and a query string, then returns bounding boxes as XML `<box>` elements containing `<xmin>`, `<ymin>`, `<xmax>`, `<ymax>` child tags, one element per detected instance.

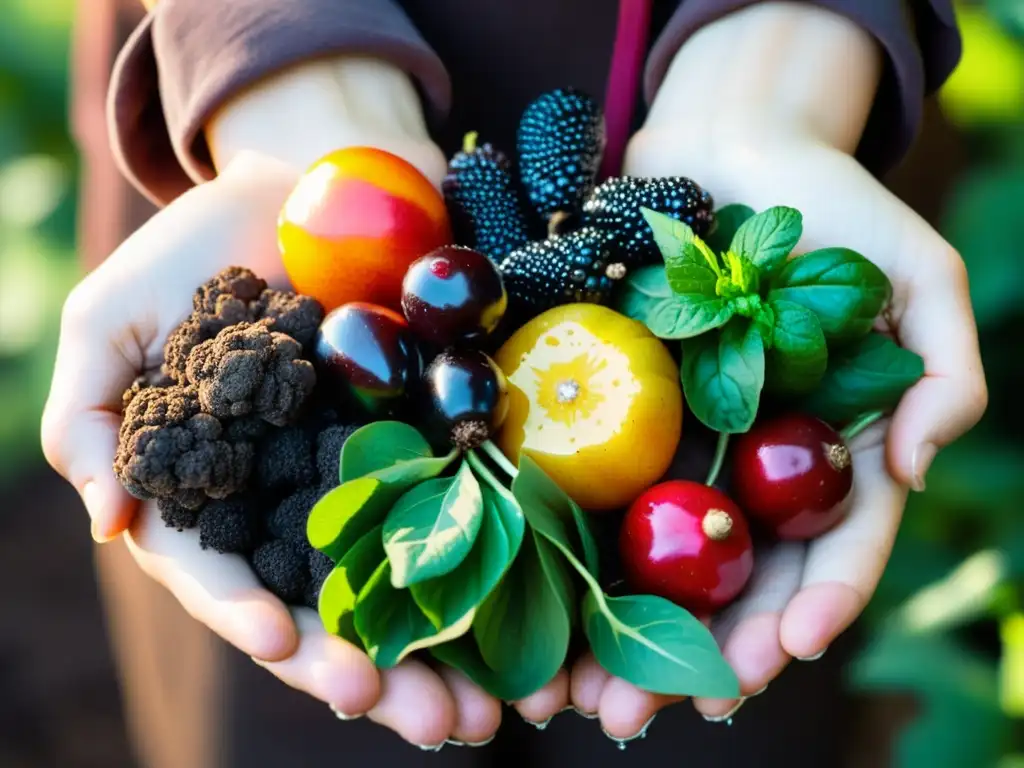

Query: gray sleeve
<box><xmin>644</xmin><ymin>0</ymin><xmax>963</xmax><ymax>175</ymax></box>
<box><xmin>108</xmin><ymin>0</ymin><xmax>451</xmax><ymax>206</ymax></box>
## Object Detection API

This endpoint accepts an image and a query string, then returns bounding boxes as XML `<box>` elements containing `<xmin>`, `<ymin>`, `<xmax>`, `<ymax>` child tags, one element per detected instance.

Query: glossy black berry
<box><xmin>442</xmin><ymin>133</ymin><xmax>531</xmax><ymax>261</ymax></box>
<box><xmin>421</xmin><ymin>349</ymin><xmax>509</xmax><ymax>451</ymax></box>
<box><xmin>499</xmin><ymin>227</ymin><xmax>625</xmax><ymax>321</ymax></box>
<box><xmin>583</xmin><ymin>176</ymin><xmax>715</xmax><ymax>266</ymax></box>
<box><xmin>517</xmin><ymin>88</ymin><xmax>605</xmax><ymax>221</ymax></box>
<box><xmin>401</xmin><ymin>245</ymin><xmax>507</xmax><ymax>347</ymax></box>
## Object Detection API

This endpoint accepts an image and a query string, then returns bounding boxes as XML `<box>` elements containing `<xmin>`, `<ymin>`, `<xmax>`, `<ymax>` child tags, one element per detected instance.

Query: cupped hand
<box><xmin>571</xmin><ymin>131</ymin><xmax>988</xmax><ymax>735</ymax></box>
<box><xmin>40</xmin><ymin>151</ymin><xmax>569</xmax><ymax>747</ymax></box>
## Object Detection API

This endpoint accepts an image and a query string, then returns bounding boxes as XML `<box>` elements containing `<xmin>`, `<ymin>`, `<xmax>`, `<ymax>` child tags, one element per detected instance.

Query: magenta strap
<box><xmin>599</xmin><ymin>0</ymin><xmax>653</xmax><ymax>180</ymax></box>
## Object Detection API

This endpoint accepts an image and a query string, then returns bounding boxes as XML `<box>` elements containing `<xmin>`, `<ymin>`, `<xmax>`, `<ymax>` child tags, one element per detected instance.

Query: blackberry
<box><xmin>442</xmin><ymin>132</ymin><xmax>531</xmax><ymax>262</ymax></box>
<box><xmin>582</xmin><ymin>176</ymin><xmax>715</xmax><ymax>266</ymax></box>
<box><xmin>499</xmin><ymin>227</ymin><xmax>626</xmax><ymax>320</ymax></box>
<box><xmin>517</xmin><ymin>88</ymin><xmax>605</xmax><ymax>223</ymax></box>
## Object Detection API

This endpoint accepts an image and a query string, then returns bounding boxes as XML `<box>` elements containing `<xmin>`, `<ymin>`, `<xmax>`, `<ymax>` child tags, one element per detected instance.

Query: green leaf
<box><xmin>306</xmin><ymin>477</ymin><xmax>390</xmax><ymax>561</ymax></box>
<box><xmin>512</xmin><ymin>456</ymin><xmax>738</xmax><ymax>699</ymax></box>
<box><xmin>665</xmin><ymin>259</ymin><xmax>719</xmax><ymax>298</ymax></box>
<box><xmin>642</xmin><ymin>207</ymin><xmax>697</xmax><ymax>264</ymax></box>
<box><xmin>802</xmin><ymin>332</ymin><xmax>924</xmax><ymax>422</ymax></box>
<box><xmin>354</xmin><ymin>562</ymin><xmax>475</xmax><ymax>668</ymax></box>
<box><xmin>765</xmin><ymin>299</ymin><xmax>828</xmax><ymax>394</ymax></box>
<box><xmin>317</xmin><ymin>525</ymin><xmax>385</xmax><ymax>645</ymax></box>
<box><xmin>582</xmin><ymin>592</ymin><xmax>739</xmax><ymax>698</ymax></box>
<box><xmin>705</xmin><ymin>203</ymin><xmax>755</xmax><ymax>254</ymax></box>
<box><xmin>470</xmin><ymin>530</ymin><xmax>574</xmax><ymax>694</ymax></box>
<box><xmin>729</xmin><ymin>206</ymin><xmax>802</xmax><ymax>276</ymax></box>
<box><xmin>768</xmin><ymin>247</ymin><xmax>891</xmax><ymax>342</ymax></box>
<box><xmin>410</xmin><ymin>484</ymin><xmax>518</xmax><ymax>630</ymax></box>
<box><xmin>340</xmin><ymin>420</ymin><xmax>457</xmax><ymax>486</ymax></box>
<box><xmin>681</xmin><ymin>319</ymin><xmax>766</xmax><ymax>433</ymax></box>
<box><xmin>571</xmin><ymin>504</ymin><xmax>600</xmax><ymax>579</ymax></box>
<box><xmin>616</xmin><ymin>265</ymin><xmax>734</xmax><ymax>339</ymax></box>
<box><xmin>383</xmin><ymin>461</ymin><xmax>484</xmax><ymax>588</ymax></box>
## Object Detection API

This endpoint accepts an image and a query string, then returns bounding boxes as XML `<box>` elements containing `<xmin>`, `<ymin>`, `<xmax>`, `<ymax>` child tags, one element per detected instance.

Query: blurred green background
<box><xmin>0</xmin><ymin>0</ymin><xmax>1021</xmax><ymax>766</ymax></box>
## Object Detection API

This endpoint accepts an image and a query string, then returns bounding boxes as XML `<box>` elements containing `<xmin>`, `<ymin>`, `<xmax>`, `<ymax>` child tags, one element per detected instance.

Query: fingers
<box><xmin>780</xmin><ymin>426</ymin><xmax>907</xmax><ymax>659</ymax></box>
<box><xmin>41</xmin><ymin>280</ymin><xmax>146</xmax><ymax>540</ymax></box>
<box><xmin>125</xmin><ymin>501</ymin><xmax>298</xmax><ymax>661</ymax></box>
<box><xmin>597</xmin><ymin>676</ymin><xmax>681</xmax><ymax>741</ymax></box>
<box><xmin>570</xmin><ymin>653</ymin><xmax>609</xmax><ymax>716</ymax></box>
<box><xmin>887</xmin><ymin>247</ymin><xmax>987</xmax><ymax>489</ymax></box>
<box><xmin>512</xmin><ymin>668</ymin><xmax>570</xmax><ymax>727</ymax></box>
<box><xmin>366</xmin><ymin>659</ymin><xmax>457</xmax><ymax>748</ymax></box>
<box><xmin>692</xmin><ymin>541</ymin><xmax>805</xmax><ymax>719</ymax></box>
<box><xmin>439</xmin><ymin>667</ymin><xmax>502</xmax><ymax>745</ymax></box>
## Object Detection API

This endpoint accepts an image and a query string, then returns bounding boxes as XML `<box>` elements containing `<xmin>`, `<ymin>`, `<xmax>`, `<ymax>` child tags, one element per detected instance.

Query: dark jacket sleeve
<box><xmin>645</xmin><ymin>0</ymin><xmax>962</xmax><ymax>175</ymax></box>
<box><xmin>108</xmin><ymin>0</ymin><xmax>451</xmax><ymax>207</ymax></box>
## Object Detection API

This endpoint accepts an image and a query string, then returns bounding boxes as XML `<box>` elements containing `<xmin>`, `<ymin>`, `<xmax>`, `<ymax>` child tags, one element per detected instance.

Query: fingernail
<box><xmin>445</xmin><ymin>734</ymin><xmax>495</xmax><ymax>748</ymax></box>
<box><xmin>702</xmin><ymin>699</ymin><xmax>744</xmax><ymax>724</ymax></box>
<box><xmin>522</xmin><ymin>715</ymin><xmax>553</xmax><ymax>730</ymax></box>
<box><xmin>328</xmin><ymin>703</ymin><xmax>362</xmax><ymax>721</ymax></box>
<box><xmin>797</xmin><ymin>648</ymin><xmax>827</xmax><ymax>662</ymax></box>
<box><xmin>572</xmin><ymin>706</ymin><xmax>599</xmax><ymax>720</ymax></box>
<box><xmin>750</xmin><ymin>684</ymin><xmax>768</xmax><ymax>697</ymax></box>
<box><xmin>84</xmin><ymin>483</ymin><xmax>106</xmax><ymax>541</ymax></box>
<box><xmin>911</xmin><ymin>442</ymin><xmax>937</xmax><ymax>492</ymax></box>
<box><xmin>601</xmin><ymin>714</ymin><xmax>656</xmax><ymax>750</ymax></box>
<box><xmin>416</xmin><ymin>743</ymin><xmax>445</xmax><ymax>752</ymax></box>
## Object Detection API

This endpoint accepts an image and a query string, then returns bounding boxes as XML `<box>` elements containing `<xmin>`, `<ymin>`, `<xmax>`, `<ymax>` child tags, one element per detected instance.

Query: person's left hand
<box><xmin>569</xmin><ymin>101</ymin><xmax>987</xmax><ymax>743</ymax></box>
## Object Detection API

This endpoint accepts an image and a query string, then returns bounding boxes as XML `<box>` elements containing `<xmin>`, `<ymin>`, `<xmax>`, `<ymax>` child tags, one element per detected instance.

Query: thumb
<box><xmin>41</xmin><ymin>281</ymin><xmax>143</xmax><ymax>541</ymax></box>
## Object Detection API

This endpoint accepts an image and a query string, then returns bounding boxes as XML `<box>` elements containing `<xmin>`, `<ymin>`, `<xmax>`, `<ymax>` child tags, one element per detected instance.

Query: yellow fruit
<box><xmin>493</xmin><ymin>304</ymin><xmax>683</xmax><ymax>511</ymax></box>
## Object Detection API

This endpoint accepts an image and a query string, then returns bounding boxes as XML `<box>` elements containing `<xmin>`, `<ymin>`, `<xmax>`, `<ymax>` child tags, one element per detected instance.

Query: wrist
<box><xmin>204</xmin><ymin>56</ymin><xmax>446</xmax><ymax>185</ymax></box>
<box><xmin>638</xmin><ymin>3</ymin><xmax>882</xmax><ymax>164</ymax></box>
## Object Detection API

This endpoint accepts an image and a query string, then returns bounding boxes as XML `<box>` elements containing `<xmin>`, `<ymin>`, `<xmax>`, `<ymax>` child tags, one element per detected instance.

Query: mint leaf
<box><xmin>768</xmin><ymin>247</ymin><xmax>891</xmax><ymax>342</ymax></box>
<box><xmin>665</xmin><ymin>259</ymin><xmax>718</xmax><ymax>296</ymax></box>
<box><xmin>681</xmin><ymin>319</ymin><xmax>766</xmax><ymax>433</ymax></box>
<box><xmin>766</xmin><ymin>299</ymin><xmax>828</xmax><ymax>394</ymax></box>
<box><xmin>730</xmin><ymin>206</ymin><xmax>803</xmax><ymax>276</ymax></box>
<box><xmin>803</xmin><ymin>332</ymin><xmax>924</xmax><ymax>422</ymax></box>
<box><xmin>642</xmin><ymin>207</ymin><xmax>697</xmax><ymax>264</ymax></box>
<box><xmin>705</xmin><ymin>204</ymin><xmax>755</xmax><ymax>254</ymax></box>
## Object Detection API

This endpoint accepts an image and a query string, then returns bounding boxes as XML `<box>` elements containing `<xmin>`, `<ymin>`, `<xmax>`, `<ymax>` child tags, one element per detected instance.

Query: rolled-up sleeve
<box><xmin>108</xmin><ymin>0</ymin><xmax>451</xmax><ymax>206</ymax></box>
<box><xmin>644</xmin><ymin>0</ymin><xmax>963</xmax><ymax>175</ymax></box>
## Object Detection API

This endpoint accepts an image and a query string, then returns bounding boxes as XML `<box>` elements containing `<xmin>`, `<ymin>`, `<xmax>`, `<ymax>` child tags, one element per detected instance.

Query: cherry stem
<box><xmin>705</xmin><ymin>431</ymin><xmax>730</xmax><ymax>487</ymax></box>
<box><xmin>840</xmin><ymin>410</ymin><xmax>886</xmax><ymax>443</ymax></box>
<box><xmin>480</xmin><ymin>440</ymin><xmax>519</xmax><ymax>479</ymax></box>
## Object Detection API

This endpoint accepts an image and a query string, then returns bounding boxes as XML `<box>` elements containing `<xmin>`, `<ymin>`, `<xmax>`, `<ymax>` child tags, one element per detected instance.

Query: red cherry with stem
<box><xmin>619</xmin><ymin>470</ymin><xmax>754</xmax><ymax>615</ymax></box>
<box><xmin>730</xmin><ymin>411</ymin><xmax>882</xmax><ymax>540</ymax></box>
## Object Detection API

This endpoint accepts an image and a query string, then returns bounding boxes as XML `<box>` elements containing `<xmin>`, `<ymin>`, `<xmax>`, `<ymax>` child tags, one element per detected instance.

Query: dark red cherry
<box><xmin>421</xmin><ymin>349</ymin><xmax>509</xmax><ymax>451</ymax></box>
<box><xmin>313</xmin><ymin>302</ymin><xmax>423</xmax><ymax>418</ymax></box>
<box><xmin>731</xmin><ymin>413</ymin><xmax>853</xmax><ymax>540</ymax></box>
<box><xmin>619</xmin><ymin>481</ymin><xmax>754</xmax><ymax>615</ymax></box>
<box><xmin>401</xmin><ymin>245</ymin><xmax>507</xmax><ymax>347</ymax></box>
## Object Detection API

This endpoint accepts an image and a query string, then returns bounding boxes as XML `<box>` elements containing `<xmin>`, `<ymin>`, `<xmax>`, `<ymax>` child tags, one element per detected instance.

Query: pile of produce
<box><xmin>113</xmin><ymin>87</ymin><xmax>925</xmax><ymax>703</ymax></box>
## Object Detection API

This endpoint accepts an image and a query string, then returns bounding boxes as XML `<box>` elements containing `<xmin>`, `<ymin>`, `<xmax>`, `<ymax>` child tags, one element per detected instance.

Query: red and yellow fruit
<box><xmin>493</xmin><ymin>304</ymin><xmax>682</xmax><ymax>511</ymax></box>
<box><xmin>278</xmin><ymin>147</ymin><xmax>452</xmax><ymax>312</ymax></box>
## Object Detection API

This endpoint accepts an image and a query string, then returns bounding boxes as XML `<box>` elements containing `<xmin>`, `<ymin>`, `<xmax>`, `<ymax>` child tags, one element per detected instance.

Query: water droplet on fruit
<box><xmin>556</xmin><ymin>379</ymin><xmax>580</xmax><ymax>404</ymax></box>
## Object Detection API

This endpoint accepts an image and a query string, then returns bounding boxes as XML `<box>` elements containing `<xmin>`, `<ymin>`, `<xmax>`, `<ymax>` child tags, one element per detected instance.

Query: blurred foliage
<box><xmin>848</xmin><ymin>3</ymin><xmax>1024</xmax><ymax>766</ymax></box>
<box><xmin>0</xmin><ymin>0</ymin><xmax>81</xmax><ymax>487</ymax></box>
<box><xmin>0</xmin><ymin>0</ymin><xmax>1021</xmax><ymax>765</ymax></box>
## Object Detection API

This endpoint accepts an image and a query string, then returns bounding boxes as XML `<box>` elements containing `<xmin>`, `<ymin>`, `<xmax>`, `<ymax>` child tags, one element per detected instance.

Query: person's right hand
<box><xmin>41</xmin><ymin>151</ymin><xmax>571</xmax><ymax>748</ymax></box>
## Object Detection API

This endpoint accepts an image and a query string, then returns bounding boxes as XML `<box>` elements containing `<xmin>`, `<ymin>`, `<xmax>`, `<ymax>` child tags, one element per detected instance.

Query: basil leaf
<box><xmin>306</xmin><ymin>477</ymin><xmax>390</xmax><ymax>561</ymax></box>
<box><xmin>642</xmin><ymin>207</ymin><xmax>698</xmax><ymax>264</ymax></box>
<box><xmin>470</xmin><ymin>530</ymin><xmax>574</xmax><ymax>693</ymax></box>
<box><xmin>766</xmin><ymin>299</ymin><xmax>828</xmax><ymax>394</ymax></box>
<box><xmin>410</xmin><ymin>485</ymin><xmax>517</xmax><ymax>630</ymax></box>
<box><xmin>512</xmin><ymin>455</ymin><xmax>738</xmax><ymax>699</ymax></box>
<box><xmin>341</xmin><ymin>420</ymin><xmax>456</xmax><ymax>486</ymax></box>
<box><xmin>681</xmin><ymin>319</ymin><xmax>766</xmax><ymax>433</ymax></box>
<box><xmin>383</xmin><ymin>461</ymin><xmax>484</xmax><ymax>588</ymax></box>
<box><xmin>803</xmin><ymin>332</ymin><xmax>925</xmax><ymax>422</ymax></box>
<box><xmin>318</xmin><ymin>525</ymin><xmax>385</xmax><ymax>645</ymax></box>
<box><xmin>730</xmin><ymin>206</ymin><xmax>803</xmax><ymax>276</ymax></box>
<box><xmin>705</xmin><ymin>203</ymin><xmax>755</xmax><ymax>254</ymax></box>
<box><xmin>617</xmin><ymin>267</ymin><xmax>735</xmax><ymax>339</ymax></box>
<box><xmin>354</xmin><ymin>562</ymin><xmax>475</xmax><ymax>668</ymax></box>
<box><xmin>768</xmin><ymin>247</ymin><xmax>891</xmax><ymax>342</ymax></box>
<box><xmin>582</xmin><ymin>592</ymin><xmax>739</xmax><ymax>698</ymax></box>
